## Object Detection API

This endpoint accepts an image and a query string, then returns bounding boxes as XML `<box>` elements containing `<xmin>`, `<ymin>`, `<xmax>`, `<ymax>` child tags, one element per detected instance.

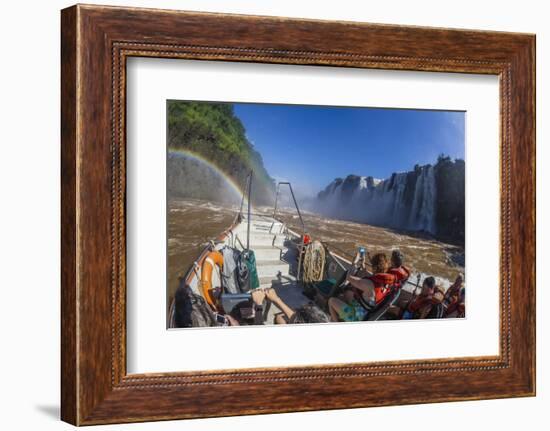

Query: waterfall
<box><xmin>314</xmin><ymin>165</ymin><xmax>438</xmax><ymax>235</ymax></box>
<box><xmin>408</xmin><ymin>165</ymin><xmax>437</xmax><ymax>233</ymax></box>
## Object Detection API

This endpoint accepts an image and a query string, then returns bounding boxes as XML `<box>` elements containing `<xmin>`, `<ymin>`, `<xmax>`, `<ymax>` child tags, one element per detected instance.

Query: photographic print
<box><xmin>167</xmin><ymin>101</ymin><xmax>466</xmax><ymax>328</ymax></box>
<box><xmin>60</xmin><ymin>7</ymin><xmax>535</xmax><ymax>423</ymax></box>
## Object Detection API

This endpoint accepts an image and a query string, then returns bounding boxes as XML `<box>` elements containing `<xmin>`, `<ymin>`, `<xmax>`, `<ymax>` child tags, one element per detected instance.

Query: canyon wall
<box><xmin>313</xmin><ymin>156</ymin><xmax>465</xmax><ymax>243</ymax></box>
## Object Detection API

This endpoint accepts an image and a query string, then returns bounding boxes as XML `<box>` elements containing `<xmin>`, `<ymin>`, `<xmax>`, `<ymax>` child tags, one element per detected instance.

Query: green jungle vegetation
<box><xmin>167</xmin><ymin>101</ymin><xmax>275</xmax><ymax>204</ymax></box>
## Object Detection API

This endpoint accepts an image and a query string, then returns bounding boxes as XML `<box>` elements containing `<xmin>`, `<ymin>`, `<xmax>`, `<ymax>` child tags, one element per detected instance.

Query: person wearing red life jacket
<box><xmin>445</xmin><ymin>287</ymin><xmax>465</xmax><ymax>318</ymax></box>
<box><xmin>404</xmin><ymin>276</ymin><xmax>446</xmax><ymax>319</ymax></box>
<box><xmin>443</xmin><ymin>273</ymin><xmax>464</xmax><ymax>306</ymax></box>
<box><xmin>346</xmin><ymin>253</ymin><xmax>398</xmax><ymax>307</ymax></box>
<box><xmin>388</xmin><ymin>250</ymin><xmax>411</xmax><ymax>287</ymax></box>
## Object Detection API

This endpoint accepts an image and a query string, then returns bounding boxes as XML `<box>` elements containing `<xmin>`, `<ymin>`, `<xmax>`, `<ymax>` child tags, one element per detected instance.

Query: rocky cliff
<box><xmin>314</xmin><ymin>156</ymin><xmax>465</xmax><ymax>244</ymax></box>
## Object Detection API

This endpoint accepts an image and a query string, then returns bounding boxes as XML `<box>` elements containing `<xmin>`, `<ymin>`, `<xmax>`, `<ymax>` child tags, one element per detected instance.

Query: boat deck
<box><xmin>237</xmin><ymin>215</ymin><xmax>311</xmax><ymax>324</ymax></box>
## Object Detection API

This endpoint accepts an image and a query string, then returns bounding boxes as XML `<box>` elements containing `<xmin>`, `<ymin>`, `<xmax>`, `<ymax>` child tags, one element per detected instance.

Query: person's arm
<box><xmin>446</xmin><ymin>279</ymin><xmax>462</xmax><ymax>300</ymax></box>
<box><xmin>251</xmin><ymin>289</ymin><xmax>266</xmax><ymax>307</ymax></box>
<box><xmin>346</xmin><ymin>274</ymin><xmax>375</xmax><ymax>294</ymax></box>
<box><xmin>408</xmin><ymin>297</ymin><xmax>420</xmax><ymax>312</ymax></box>
<box><xmin>251</xmin><ymin>289</ymin><xmax>266</xmax><ymax>325</ymax></box>
<box><xmin>265</xmin><ymin>288</ymin><xmax>295</xmax><ymax>320</ymax></box>
<box><xmin>409</xmin><ymin>295</ymin><xmax>431</xmax><ymax>312</ymax></box>
<box><xmin>445</xmin><ymin>300</ymin><xmax>458</xmax><ymax>316</ymax></box>
<box><xmin>352</xmin><ymin>251</ymin><xmax>362</xmax><ymax>266</ymax></box>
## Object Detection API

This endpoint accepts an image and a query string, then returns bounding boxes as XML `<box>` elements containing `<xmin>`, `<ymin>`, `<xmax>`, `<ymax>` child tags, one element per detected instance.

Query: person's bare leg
<box><xmin>274</xmin><ymin>313</ymin><xmax>288</xmax><ymax>325</ymax></box>
<box><xmin>328</xmin><ymin>297</ymin><xmax>347</xmax><ymax>322</ymax></box>
<box><xmin>265</xmin><ymin>288</ymin><xmax>295</xmax><ymax>321</ymax></box>
<box><xmin>225</xmin><ymin>315</ymin><xmax>240</xmax><ymax>326</ymax></box>
<box><xmin>347</xmin><ymin>275</ymin><xmax>375</xmax><ymax>303</ymax></box>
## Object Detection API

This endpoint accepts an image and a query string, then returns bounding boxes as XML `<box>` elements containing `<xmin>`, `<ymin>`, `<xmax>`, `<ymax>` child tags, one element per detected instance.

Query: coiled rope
<box><xmin>302</xmin><ymin>240</ymin><xmax>326</xmax><ymax>283</ymax></box>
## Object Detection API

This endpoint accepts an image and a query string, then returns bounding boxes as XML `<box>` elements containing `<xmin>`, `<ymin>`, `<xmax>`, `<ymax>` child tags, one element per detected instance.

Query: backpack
<box><xmin>174</xmin><ymin>284</ymin><xmax>217</xmax><ymax>328</ymax></box>
<box><xmin>220</xmin><ymin>246</ymin><xmax>240</xmax><ymax>294</ymax></box>
<box><xmin>236</xmin><ymin>250</ymin><xmax>260</xmax><ymax>293</ymax></box>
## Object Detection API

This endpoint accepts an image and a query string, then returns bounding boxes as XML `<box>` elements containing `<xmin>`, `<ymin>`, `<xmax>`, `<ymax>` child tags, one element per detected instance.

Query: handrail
<box><xmin>238</xmin><ymin>171</ymin><xmax>252</xmax><ymax>218</ymax></box>
<box><xmin>273</xmin><ymin>181</ymin><xmax>307</xmax><ymax>280</ymax></box>
<box><xmin>236</xmin><ymin>170</ymin><xmax>254</xmax><ymax>250</ymax></box>
<box><xmin>246</xmin><ymin>170</ymin><xmax>252</xmax><ymax>250</ymax></box>
<box><xmin>273</xmin><ymin>182</ymin><xmax>306</xmax><ymax>236</ymax></box>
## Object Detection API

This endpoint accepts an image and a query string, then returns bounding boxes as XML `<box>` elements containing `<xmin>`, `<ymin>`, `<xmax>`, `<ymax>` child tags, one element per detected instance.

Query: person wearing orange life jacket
<box><xmin>346</xmin><ymin>253</ymin><xmax>399</xmax><ymax>307</ymax></box>
<box><xmin>388</xmin><ymin>249</ymin><xmax>411</xmax><ymax>287</ymax></box>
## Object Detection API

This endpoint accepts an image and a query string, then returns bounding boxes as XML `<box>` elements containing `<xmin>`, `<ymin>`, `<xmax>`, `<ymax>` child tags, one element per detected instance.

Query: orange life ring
<box><xmin>201</xmin><ymin>250</ymin><xmax>223</xmax><ymax>307</ymax></box>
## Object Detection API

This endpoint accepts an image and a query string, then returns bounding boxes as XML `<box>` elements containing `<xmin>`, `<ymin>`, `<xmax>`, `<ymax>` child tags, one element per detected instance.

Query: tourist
<box><xmin>328</xmin><ymin>286</ymin><xmax>368</xmax><ymax>322</ymax></box>
<box><xmin>444</xmin><ymin>273</ymin><xmax>464</xmax><ymax>306</ymax></box>
<box><xmin>228</xmin><ymin>288</ymin><xmax>268</xmax><ymax>325</ymax></box>
<box><xmin>445</xmin><ymin>287</ymin><xmax>465</xmax><ymax>318</ymax></box>
<box><xmin>264</xmin><ymin>288</ymin><xmax>329</xmax><ymax>324</ymax></box>
<box><xmin>388</xmin><ymin>249</ymin><xmax>411</xmax><ymax>286</ymax></box>
<box><xmin>346</xmin><ymin>252</ymin><xmax>399</xmax><ymax>307</ymax></box>
<box><xmin>403</xmin><ymin>277</ymin><xmax>436</xmax><ymax>319</ymax></box>
<box><xmin>230</xmin><ymin>287</ymin><xmax>330</xmax><ymax>325</ymax></box>
<box><xmin>327</xmin><ymin>252</ymin><xmax>400</xmax><ymax>322</ymax></box>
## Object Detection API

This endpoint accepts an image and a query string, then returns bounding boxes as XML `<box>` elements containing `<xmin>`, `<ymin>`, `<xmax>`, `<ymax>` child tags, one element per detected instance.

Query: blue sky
<box><xmin>233</xmin><ymin>103</ymin><xmax>464</xmax><ymax>196</ymax></box>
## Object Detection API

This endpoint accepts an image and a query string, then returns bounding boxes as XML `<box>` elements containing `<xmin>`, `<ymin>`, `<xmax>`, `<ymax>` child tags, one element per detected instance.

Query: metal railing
<box><xmin>238</xmin><ymin>171</ymin><xmax>253</xmax><ymax>250</ymax></box>
<box><xmin>238</xmin><ymin>171</ymin><xmax>252</xmax><ymax>219</ymax></box>
<box><xmin>273</xmin><ymin>182</ymin><xmax>308</xmax><ymax>280</ymax></box>
<box><xmin>273</xmin><ymin>182</ymin><xmax>306</xmax><ymax>237</ymax></box>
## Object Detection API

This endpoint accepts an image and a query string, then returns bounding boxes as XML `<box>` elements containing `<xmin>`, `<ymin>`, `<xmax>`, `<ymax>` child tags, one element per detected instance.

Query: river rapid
<box><xmin>167</xmin><ymin>198</ymin><xmax>465</xmax><ymax>307</ymax></box>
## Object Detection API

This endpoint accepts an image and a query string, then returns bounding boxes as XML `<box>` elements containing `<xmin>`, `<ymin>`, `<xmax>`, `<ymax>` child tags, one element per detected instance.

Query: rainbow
<box><xmin>168</xmin><ymin>148</ymin><xmax>247</xmax><ymax>202</ymax></box>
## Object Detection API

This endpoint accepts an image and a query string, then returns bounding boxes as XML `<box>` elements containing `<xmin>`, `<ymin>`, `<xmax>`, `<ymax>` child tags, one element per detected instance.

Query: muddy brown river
<box><xmin>167</xmin><ymin>198</ymin><xmax>465</xmax><ymax>309</ymax></box>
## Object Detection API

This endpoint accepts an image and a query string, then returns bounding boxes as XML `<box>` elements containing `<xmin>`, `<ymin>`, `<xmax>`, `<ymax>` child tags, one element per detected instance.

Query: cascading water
<box><xmin>408</xmin><ymin>165</ymin><xmax>436</xmax><ymax>233</ymax></box>
<box><xmin>314</xmin><ymin>164</ymin><xmax>438</xmax><ymax>235</ymax></box>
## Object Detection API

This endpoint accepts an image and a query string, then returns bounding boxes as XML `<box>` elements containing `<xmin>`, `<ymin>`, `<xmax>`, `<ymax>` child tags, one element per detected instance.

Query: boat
<box><xmin>168</xmin><ymin>174</ymin><xmax>421</xmax><ymax>328</ymax></box>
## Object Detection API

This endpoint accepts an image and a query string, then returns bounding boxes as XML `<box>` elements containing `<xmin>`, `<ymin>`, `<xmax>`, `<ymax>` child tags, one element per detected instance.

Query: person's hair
<box><xmin>423</xmin><ymin>276</ymin><xmax>436</xmax><ymax>290</ymax></box>
<box><xmin>391</xmin><ymin>250</ymin><xmax>404</xmax><ymax>267</ymax></box>
<box><xmin>291</xmin><ymin>303</ymin><xmax>330</xmax><ymax>324</ymax></box>
<box><xmin>370</xmin><ymin>253</ymin><xmax>389</xmax><ymax>274</ymax></box>
<box><xmin>229</xmin><ymin>300</ymin><xmax>257</xmax><ymax>325</ymax></box>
